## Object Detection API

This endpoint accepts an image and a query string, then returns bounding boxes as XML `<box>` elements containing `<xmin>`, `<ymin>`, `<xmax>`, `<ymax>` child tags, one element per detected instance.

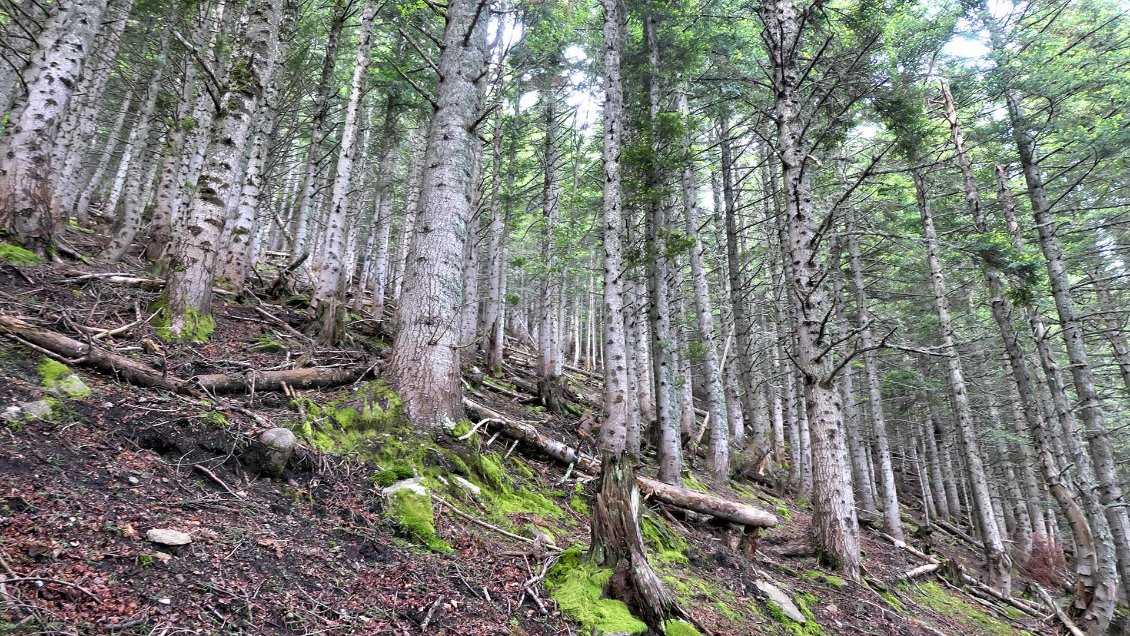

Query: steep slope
<box><xmin>0</xmin><ymin>258</ymin><xmax>1071</xmax><ymax>635</ymax></box>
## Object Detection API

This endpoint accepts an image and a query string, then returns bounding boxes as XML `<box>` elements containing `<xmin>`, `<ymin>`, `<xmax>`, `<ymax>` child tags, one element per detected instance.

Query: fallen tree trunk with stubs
<box><xmin>0</xmin><ymin>314</ymin><xmax>187</xmax><ymax>392</ymax></box>
<box><xmin>462</xmin><ymin>397</ymin><xmax>777</xmax><ymax>529</ymax></box>
<box><xmin>193</xmin><ymin>365</ymin><xmax>371</xmax><ymax>393</ymax></box>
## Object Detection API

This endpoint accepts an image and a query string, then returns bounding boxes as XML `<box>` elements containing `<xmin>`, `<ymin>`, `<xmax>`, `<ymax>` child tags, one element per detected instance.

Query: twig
<box><xmin>419</xmin><ymin>596</ymin><xmax>444</xmax><ymax>630</ymax></box>
<box><xmin>0</xmin><ymin>577</ymin><xmax>100</xmax><ymax>601</ymax></box>
<box><xmin>193</xmin><ymin>464</ymin><xmax>244</xmax><ymax>499</ymax></box>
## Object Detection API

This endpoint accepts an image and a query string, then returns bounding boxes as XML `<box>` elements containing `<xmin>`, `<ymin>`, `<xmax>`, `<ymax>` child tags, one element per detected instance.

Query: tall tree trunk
<box><xmin>845</xmin><ymin>215</ymin><xmax>902</xmax><ymax>538</ymax></box>
<box><xmin>537</xmin><ymin>67</ymin><xmax>565</xmax><ymax>414</ymax></box>
<box><xmin>312</xmin><ymin>0</ymin><xmax>377</xmax><ymax>343</ymax></box>
<box><xmin>387</xmin><ymin>0</ymin><xmax>488</xmax><ymax>426</ymax></box>
<box><xmin>761</xmin><ymin>0</ymin><xmax>859</xmax><ymax>579</ymax></box>
<box><xmin>1007</xmin><ymin>91</ymin><xmax>1130</xmax><ymax>609</ymax></box>
<box><xmin>368</xmin><ymin>97</ymin><xmax>403</xmax><ymax>323</ymax></box>
<box><xmin>911</xmin><ymin>166</ymin><xmax>1010</xmax><ymax>592</ymax></box>
<box><xmin>53</xmin><ymin>0</ymin><xmax>132</xmax><ymax>222</ymax></box>
<box><xmin>677</xmin><ymin>91</ymin><xmax>728</xmax><ymax>478</ymax></box>
<box><xmin>161</xmin><ymin>0</ymin><xmax>283</xmax><ymax>341</ymax></box>
<box><xmin>292</xmin><ymin>0</ymin><xmax>347</xmax><ymax>254</ymax></box>
<box><xmin>642</xmin><ymin>12</ymin><xmax>680</xmax><ymax>483</ymax></box>
<box><xmin>0</xmin><ymin>0</ymin><xmax>110</xmax><ymax>253</ymax></box>
<box><xmin>483</xmin><ymin>107</ymin><xmax>508</xmax><ymax>372</ymax></box>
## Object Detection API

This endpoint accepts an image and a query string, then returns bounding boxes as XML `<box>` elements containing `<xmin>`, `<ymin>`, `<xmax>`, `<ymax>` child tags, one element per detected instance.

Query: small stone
<box><xmin>127</xmin><ymin>476</ymin><xmax>140</xmax><ymax>485</ymax></box>
<box><xmin>157</xmin><ymin>597</ymin><xmax>171</xmax><ymax>605</ymax></box>
<box><xmin>755</xmin><ymin>580</ymin><xmax>806</xmax><ymax>623</ymax></box>
<box><xmin>102</xmin><ymin>401</ymin><xmax>114</xmax><ymax>409</ymax></box>
<box><xmin>1</xmin><ymin>406</ymin><xmax>20</xmax><ymax>422</ymax></box>
<box><xmin>146</xmin><ymin>528</ymin><xmax>193</xmax><ymax>547</ymax></box>
<box><xmin>152</xmin><ymin>552</ymin><xmax>173</xmax><ymax>564</ymax></box>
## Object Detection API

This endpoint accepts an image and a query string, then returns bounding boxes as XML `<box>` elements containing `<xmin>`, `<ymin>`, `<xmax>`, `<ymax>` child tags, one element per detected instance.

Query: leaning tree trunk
<box><xmin>940</xmin><ymin>79</ymin><xmax>1112</xmax><ymax>624</ymax></box>
<box><xmin>387</xmin><ymin>0</ymin><xmax>488</xmax><ymax>426</ymax></box>
<box><xmin>483</xmin><ymin>106</ymin><xmax>508</xmax><ymax>373</ymax></box>
<box><xmin>0</xmin><ymin>0</ymin><xmax>110</xmax><ymax>253</ymax></box>
<box><xmin>911</xmin><ymin>166</ymin><xmax>1010</xmax><ymax>593</ymax></box>
<box><xmin>1007</xmin><ymin>90</ymin><xmax>1130</xmax><ymax>608</ymax></box>
<box><xmin>312</xmin><ymin>0</ymin><xmax>377</xmax><ymax>343</ymax></box>
<box><xmin>162</xmin><ymin>0</ymin><xmax>284</xmax><ymax>341</ymax></box>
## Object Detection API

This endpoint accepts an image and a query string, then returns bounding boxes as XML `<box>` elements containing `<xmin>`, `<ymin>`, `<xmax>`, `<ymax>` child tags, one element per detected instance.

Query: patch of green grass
<box><xmin>0</xmin><ymin>243</ymin><xmax>38</xmax><ymax>265</ymax></box>
<box><xmin>545</xmin><ymin>546</ymin><xmax>647</xmax><ymax>635</ymax></box>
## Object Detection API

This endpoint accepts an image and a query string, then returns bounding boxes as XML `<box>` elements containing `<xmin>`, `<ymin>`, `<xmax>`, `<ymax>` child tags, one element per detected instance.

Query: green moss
<box><xmin>682</xmin><ymin>473</ymin><xmax>708</xmax><ymax>493</ymax></box>
<box><xmin>802</xmin><ymin>569</ymin><xmax>846</xmax><ymax>590</ymax></box>
<box><xmin>908</xmin><ymin>581</ymin><xmax>1018</xmax><ymax>636</ymax></box>
<box><xmin>776</xmin><ymin>505</ymin><xmax>793</xmax><ymax>521</ymax></box>
<box><xmin>451</xmin><ymin>420</ymin><xmax>473</xmax><ymax>438</ymax></box>
<box><xmin>475</xmin><ymin>452</ymin><xmax>506</xmax><ymax>491</ymax></box>
<box><xmin>248</xmin><ymin>335</ymin><xmax>285</xmax><ymax>352</ymax></box>
<box><xmin>545</xmin><ymin>546</ymin><xmax>648</xmax><ymax>635</ymax></box>
<box><xmin>201</xmin><ymin>411</ymin><xmax>228</xmax><ymax>428</ymax></box>
<box><xmin>664</xmin><ymin>619</ymin><xmax>703</xmax><ymax>636</ymax></box>
<box><xmin>154</xmin><ymin>304</ymin><xmax>216</xmax><ymax>342</ymax></box>
<box><xmin>570</xmin><ymin>494</ymin><xmax>590</xmax><ymax>515</ymax></box>
<box><xmin>37</xmin><ymin>359</ymin><xmax>91</xmax><ymax>398</ymax></box>
<box><xmin>294</xmin><ymin>381</ymin><xmax>408</xmax><ymax>455</ymax></box>
<box><xmin>642</xmin><ymin>514</ymin><xmax>688</xmax><ymax>564</ymax></box>
<box><xmin>374</xmin><ymin>464</ymin><xmax>416</xmax><ymax>487</ymax></box>
<box><xmin>0</xmin><ymin>243</ymin><xmax>39</xmax><ymax>265</ymax></box>
<box><xmin>386</xmin><ymin>487</ymin><xmax>452</xmax><ymax>553</ymax></box>
<box><xmin>879</xmin><ymin>591</ymin><xmax>906</xmax><ymax>614</ymax></box>
<box><xmin>761</xmin><ymin>590</ymin><xmax>824</xmax><ymax>636</ymax></box>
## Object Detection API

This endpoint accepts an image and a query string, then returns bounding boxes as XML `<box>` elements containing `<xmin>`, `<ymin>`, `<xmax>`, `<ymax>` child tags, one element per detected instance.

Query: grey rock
<box><xmin>244</xmin><ymin>427</ymin><xmax>296</xmax><ymax>478</ymax></box>
<box><xmin>382</xmin><ymin>477</ymin><xmax>427</xmax><ymax>497</ymax></box>
<box><xmin>755</xmin><ymin>580</ymin><xmax>806</xmax><ymax>623</ymax></box>
<box><xmin>1</xmin><ymin>406</ymin><xmax>20</xmax><ymax>422</ymax></box>
<box><xmin>146</xmin><ymin>528</ymin><xmax>193</xmax><ymax>547</ymax></box>
<box><xmin>19</xmin><ymin>400</ymin><xmax>53</xmax><ymax>420</ymax></box>
<box><xmin>451</xmin><ymin>475</ymin><xmax>481</xmax><ymax>496</ymax></box>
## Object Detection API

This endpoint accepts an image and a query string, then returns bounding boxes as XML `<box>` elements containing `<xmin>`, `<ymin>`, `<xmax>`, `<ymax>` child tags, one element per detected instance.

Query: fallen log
<box><xmin>193</xmin><ymin>365</ymin><xmax>371</xmax><ymax>393</ymax></box>
<box><xmin>0</xmin><ymin>314</ymin><xmax>186</xmax><ymax>392</ymax></box>
<box><xmin>462</xmin><ymin>397</ymin><xmax>776</xmax><ymax>529</ymax></box>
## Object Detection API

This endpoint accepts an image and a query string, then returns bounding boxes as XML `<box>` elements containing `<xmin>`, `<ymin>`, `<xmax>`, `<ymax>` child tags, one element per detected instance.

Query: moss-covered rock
<box><xmin>383</xmin><ymin>478</ymin><xmax>452</xmax><ymax>554</ymax></box>
<box><xmin>0</xmin><ymin>243</ymin><xmax>39</xmax><ymax>265</ymax></box>
<box><xmin>38</xmin><ymin>359</ymin><xmax>91</xmax><ymax>399</ymax></box>
<box><xmin>545</xmin><ymin>546</ymin><xmax>647</xmax><ymax>635</ymax></box>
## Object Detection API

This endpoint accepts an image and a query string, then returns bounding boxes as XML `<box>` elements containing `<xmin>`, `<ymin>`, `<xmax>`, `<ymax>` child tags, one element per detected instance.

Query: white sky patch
<box><xmin>944</xmin><ymin>36</ymin><xmax>990</xmax><ymax>58</ymax></box>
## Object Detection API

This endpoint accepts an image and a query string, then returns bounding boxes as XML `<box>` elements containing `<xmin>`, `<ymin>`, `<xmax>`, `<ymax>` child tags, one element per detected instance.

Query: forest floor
<box><xmin>0</xmin><ymin>244</ymin><xmax>1071</xmax><ymax>635</ymax></box>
